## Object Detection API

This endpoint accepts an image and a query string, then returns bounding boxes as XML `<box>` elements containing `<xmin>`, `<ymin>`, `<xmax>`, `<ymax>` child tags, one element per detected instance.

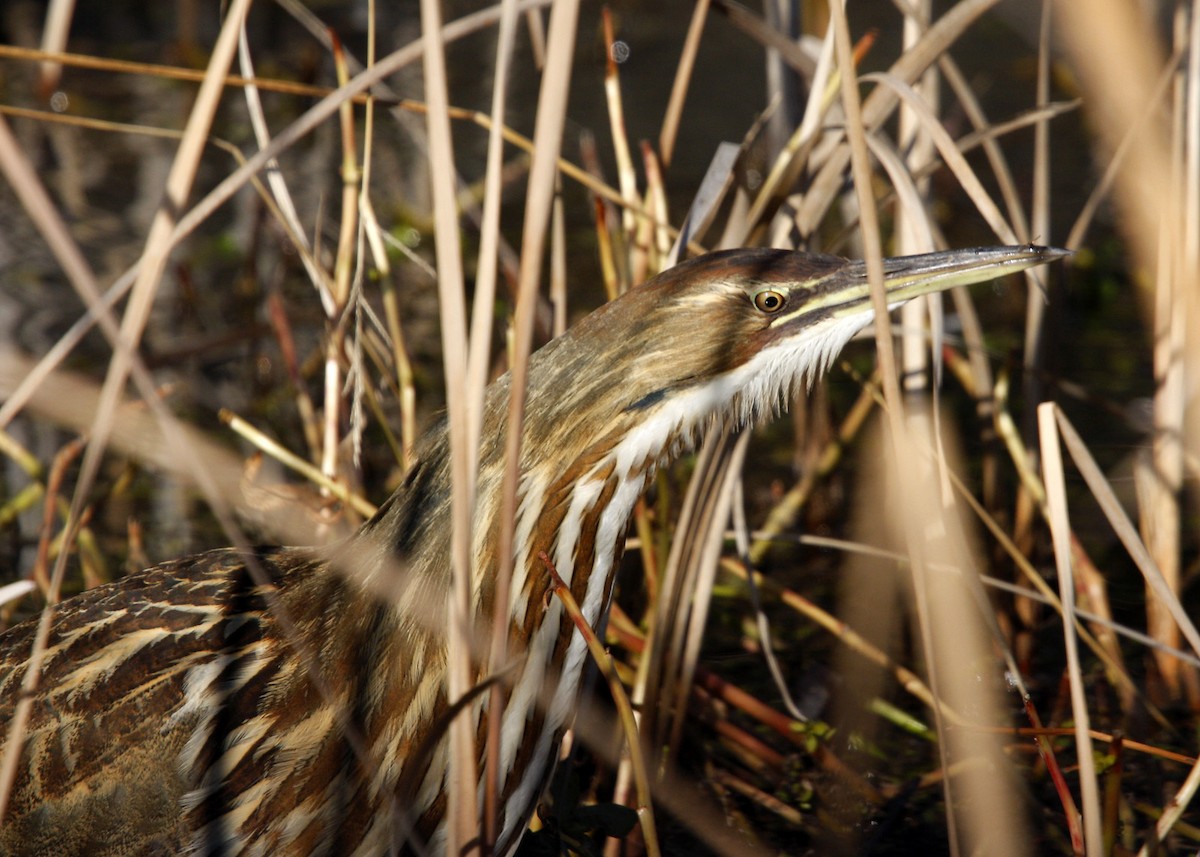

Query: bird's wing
<box><xmin>0</xmin><ymin>547</ymin><xmax>329</xmax><ymax>855</ymax></box>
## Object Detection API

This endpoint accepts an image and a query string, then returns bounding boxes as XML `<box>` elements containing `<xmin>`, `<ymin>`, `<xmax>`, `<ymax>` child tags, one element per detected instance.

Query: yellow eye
<box><xmin>753</xmin><ymin>289</ymin><xmax>786</xmax><ymax>313</ymax></box>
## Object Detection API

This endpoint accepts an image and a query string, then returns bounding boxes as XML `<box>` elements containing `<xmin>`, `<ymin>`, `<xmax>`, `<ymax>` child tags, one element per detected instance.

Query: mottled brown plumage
<box><xmin>0</xmin><ymin>247</ymin><xmax>1065</xmax><ymax>855</ymax></box>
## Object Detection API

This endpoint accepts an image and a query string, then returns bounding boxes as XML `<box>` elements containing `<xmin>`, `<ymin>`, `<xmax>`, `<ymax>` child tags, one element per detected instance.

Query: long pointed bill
<box><xmin>791</xmin><ymin>245</ymin><xmax>1070</xmax><ymax>325</ymax></box>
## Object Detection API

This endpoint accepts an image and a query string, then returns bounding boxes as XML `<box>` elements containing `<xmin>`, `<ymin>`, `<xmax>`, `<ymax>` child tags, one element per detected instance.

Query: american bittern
<box><xmin>0</xmin><ymin>245</ymin><xmax>1064</xmax><ymax>855</ymax></box>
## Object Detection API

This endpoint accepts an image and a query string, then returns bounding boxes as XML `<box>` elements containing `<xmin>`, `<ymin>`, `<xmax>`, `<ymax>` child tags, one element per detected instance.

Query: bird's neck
<box><xmin>342</xmin><ymin>360</ymin><xmax>685</xmax><ymax>850</ymax></box>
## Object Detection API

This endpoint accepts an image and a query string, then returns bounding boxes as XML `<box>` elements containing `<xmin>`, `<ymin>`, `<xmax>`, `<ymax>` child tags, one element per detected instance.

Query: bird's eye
<box><xmin>753</xmin><ymin>290</ymin><xmax>786</xmax><ymax>313</ymax></box>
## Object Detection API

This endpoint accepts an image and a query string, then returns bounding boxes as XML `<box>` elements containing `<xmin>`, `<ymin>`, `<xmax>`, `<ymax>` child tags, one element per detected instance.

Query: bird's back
<box><xmin>0</xmin><ymin>545</ymin><xmax>394</xmax><ymax>856</ymax></box>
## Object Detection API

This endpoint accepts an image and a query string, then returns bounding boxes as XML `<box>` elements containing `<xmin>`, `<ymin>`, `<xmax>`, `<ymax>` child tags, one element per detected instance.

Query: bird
<box><xmin>0</xmin><ymin>245</ymin><xmax>1065</xmax><ymax>856</ymax></box>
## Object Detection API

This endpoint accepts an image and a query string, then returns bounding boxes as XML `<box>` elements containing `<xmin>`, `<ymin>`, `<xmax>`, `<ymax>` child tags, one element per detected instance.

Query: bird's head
<box><xmin>519</xmin><ymin>245</ymin><xmax>1066</xmax><ymax>470</ymax></box>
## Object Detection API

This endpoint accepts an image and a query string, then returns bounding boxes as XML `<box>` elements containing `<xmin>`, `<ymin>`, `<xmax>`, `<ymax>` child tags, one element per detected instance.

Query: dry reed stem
<box><xmin>550</xmin><ymin>185</ymin><xmax>567</xmax><ymax>338</ymax></box>
<box><xmin>730</xmin><ymin>475</ymin><xmax>809</xmax><ymax>725</ymax></box>
<box><xmin>1137</xmin><ymin>8</ymin><xmax>1191</xmax><ymax>700</ymax></box>
<box><xmin>669</xmin><ymin>141</ymin><xmax>738</xmax><ymax>258</ymax></box>
<box><xmin>797</xmin><ymin>0</ymin><xmax>1001</xmax><ymax>235</ymax></box>
<box><xmin>645</xmin><ymin>428</ymin><xmax>749</xmax><ymax>768</ymax></box>
<box><xmin>1065</xmin><ymin>45</ymin><xmax>1183</xmax><ymax>252</ymax></box>
<box><xmin>1055</xmin><ymin>0</ymin><xmax>1174</xmax><ymax>291</ymax></box>
<box><xmin>490</xmin><ymin>5</ymin><xmax>582</xmax><ymax>844</ymax></box>
<box><xmin>543</xmin><ymin>553</ymin><xmax>661</xmax><ymax>857</ymax></box>
<box><xmin>602</xmin><ymin>8</ymin><xmax>639</xmax><ymax>257</ymax></box>
<box><xmin>416</xmin><ymin>0</ymin><xmax>478</xmax><ymax>848</ymax></box>
<box><xmin>1179</xmin><ymin>0</ymin><xmax>1200</xmax><ymax>709</ymax></box>
<box><xmin>29</xmin><ymin>439</ymin><xmax>85</xmax><ymax>597</ymax></box>
<box><xmin>237</xmin><ymin>28</ymin><xmax>333</xmax><ymax>311</ymax></box>
<box><xmin>658</xmin><ymin>0</ymin><xmax>710</xmax><ymax>168</ymax></box>
<box><xmin>357</xmin><ymin>83</ymin><xmax>420</xmax><ymax>477</ymax></box>
<box><xmin>709</xmin><ymin>0</ymin><xmax>816</xmax><ymax>79</ymax></box>
<box><xmin>642</xmin><ymin>142</ymin><xmax>671</xmax><ymax>266</ymax></box>
<box><xmin>430</xmin><ymin>101</ymin><xmax>699</xmax><ymax>253</ymax></box>
<box><xmin>478</xmin><ymin>0</ymin><xmax>523</xmax><ymax>845</ymax></box>
<box><xmin>218</xmin><ymin>410</ymin><xmax>377</xmax><ymax>519</ymax></box>
<box><xmin>905</xmin><ymin>406</ymin><xmax>1032</xmax><ymax>856</ymax></box>
<box><xmin>832</xmin><ymin>14</ymin><xmax>959</xmax><ymax>857</ymax></box>
<box><xmin>896</xmin><ymin>0</ymin><xmax>937</xmax><ymax>395</ymax></box>
<box><xmin>1030</xmin><ymin>0</ymin><xmax>1052</xmax><ymax>315</ymax></box>
<box><xmin>322</xmin><ymin>37</ymin><xmax>360</xmax><ymax>494</ymax></box>
<box><xmin>35</xmin><ymin>0</ymin><xmax>72</xmax><ymax>95</ymax></box>
<box><xmin>742</xmin><ymin>23</ymin><xmax>837</xmax><ymax>241</ymax></box>
<box><xmin>0</xmin><ymin>44</ymin><xmax>387</xmax><ymax>105</ymax></box>
<box><xmin>1052</xmin><ymin>408</ymin><xmax>1200</xmax><ymax>662</ymax></box>
<box><xmin>939</xmin><ymin>60</ymin><xmax>1030</xmax><ymax>241</ymax></box>
<box><xmin>993</xmin><ymin>373</ymin><xmax>1140</xmax><ymax>709</ymax></box>
<box><xmin>1038</xmin><ymin>402</ymin><xmax>1101</xmax><ymax>855</ymax></box>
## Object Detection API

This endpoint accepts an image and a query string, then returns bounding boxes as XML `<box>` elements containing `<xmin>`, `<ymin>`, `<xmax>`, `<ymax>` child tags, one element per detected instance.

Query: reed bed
<box><xmin>0</xmin><ymin>1</ymin><xmax>1197</xmax><ymax>854</ymax></box>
